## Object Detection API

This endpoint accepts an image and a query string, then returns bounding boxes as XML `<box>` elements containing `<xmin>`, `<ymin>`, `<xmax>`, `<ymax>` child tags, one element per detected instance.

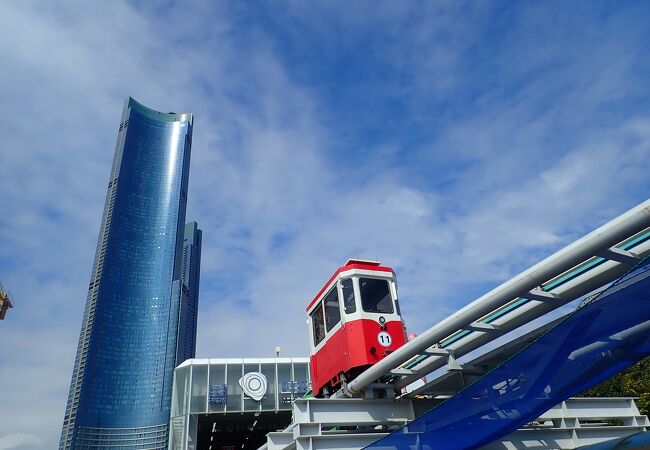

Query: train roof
<box><xmin>306</xmin><ymin>259</ymin><xmax>394</xmax><ymax>312</ymax></box>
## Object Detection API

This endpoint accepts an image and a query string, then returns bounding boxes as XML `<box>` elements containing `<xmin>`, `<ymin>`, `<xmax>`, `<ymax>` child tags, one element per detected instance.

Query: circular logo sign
<box><xmin>377</xmin><ymin>331</ymin><xmax>392</xmax><ymax>347</ymax></box>
<box><xmin>239</xmin><ymin>372</ymin><xmax>268</xmax><ymax>401</ymax></box>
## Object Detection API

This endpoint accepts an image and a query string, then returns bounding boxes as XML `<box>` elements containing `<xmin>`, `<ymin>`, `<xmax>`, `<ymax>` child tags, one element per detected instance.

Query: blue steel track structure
<box><xmin>367</xmin><ymin>256</ymin><xmax>650</xmax><ymax>449</ymax></box>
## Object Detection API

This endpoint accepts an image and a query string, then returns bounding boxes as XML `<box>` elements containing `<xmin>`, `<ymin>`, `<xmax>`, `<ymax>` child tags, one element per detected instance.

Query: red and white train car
<box><xmin>306</xmin><ymin>259</ymin><xmax>407</xmax><ymax>397</ymax></box>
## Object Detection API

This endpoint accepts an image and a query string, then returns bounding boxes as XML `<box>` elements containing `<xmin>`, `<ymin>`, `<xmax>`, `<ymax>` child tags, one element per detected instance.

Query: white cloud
<box><xmin>0</xmin><ymin>434</ymin><xmax>42</xmax><ymax>450</ymax></box>
<box><xmin>0</xmin><ymin>2</ymin><xmax>649</xmax><ymax>449</ymax></box>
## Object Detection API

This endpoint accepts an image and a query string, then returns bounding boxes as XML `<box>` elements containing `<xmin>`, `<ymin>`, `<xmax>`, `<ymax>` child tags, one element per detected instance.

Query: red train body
<box><xmin>306</xmin><ymin>259</ymin><xmax>407</xmax><ymax>397</ymax></box>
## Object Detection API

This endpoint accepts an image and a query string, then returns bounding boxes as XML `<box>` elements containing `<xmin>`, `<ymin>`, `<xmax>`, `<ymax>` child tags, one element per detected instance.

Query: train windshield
<box><xmin>359</xmin><ymin>278</ymin><xmax>394</xmax><ymax>314</ymax></box>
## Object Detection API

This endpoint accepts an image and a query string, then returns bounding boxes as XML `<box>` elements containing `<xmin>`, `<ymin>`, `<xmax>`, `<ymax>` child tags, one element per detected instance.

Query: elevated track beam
<box><xmin>343</xmin><ymin>200</ymin><xmax>650</xmax><ymax>396</ymax></box>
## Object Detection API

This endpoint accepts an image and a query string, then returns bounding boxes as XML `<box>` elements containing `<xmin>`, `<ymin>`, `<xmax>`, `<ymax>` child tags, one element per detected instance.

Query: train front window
<box><xmin>341</xmin><ymin>278</ymin><xmax>356</xmax><ymax>314</ymax></box>
<box><xmin>324</xmin><ymin>288</ymin><xmax>341</xmax><ymax>331</ymax></box>
<box><xmin>359</xmin><ymin>278</ymin><xmax>394</xmax><ymax>314</ymax></box>
<box><xmin>311</xmin><ymin>304</ymin><xmax>325</xmax><ymax>345</ymax></box>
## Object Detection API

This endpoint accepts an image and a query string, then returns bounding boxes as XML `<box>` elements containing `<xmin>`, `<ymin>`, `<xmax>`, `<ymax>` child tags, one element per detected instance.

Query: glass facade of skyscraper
<box><xmin>176</xmin><ymin>222</ymin><xmax>202</xmax><ymax>365</ymax></box>
<box><xmin>60</xmin><ymin>98</ymin><xmax>194</xmax><ymax>449</ymax></box>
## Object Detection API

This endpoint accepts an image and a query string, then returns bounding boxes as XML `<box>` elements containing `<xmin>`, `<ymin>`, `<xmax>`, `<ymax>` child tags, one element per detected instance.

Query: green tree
<box><xmin>581</xmin><ymin>356</ymin><xmax>650</xmax><ymax>415</ymax></box>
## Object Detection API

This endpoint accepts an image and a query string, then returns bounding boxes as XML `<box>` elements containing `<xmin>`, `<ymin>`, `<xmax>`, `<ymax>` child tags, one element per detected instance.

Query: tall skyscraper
<box><xmin>175</xmin><ymin>221</ymin><xmax>202</xmax><ymax>364</ymax></box>
<box><xmin>60</xmin><ymin>98</ymin><xmax>194</xmax><ymax>449</ymax></box>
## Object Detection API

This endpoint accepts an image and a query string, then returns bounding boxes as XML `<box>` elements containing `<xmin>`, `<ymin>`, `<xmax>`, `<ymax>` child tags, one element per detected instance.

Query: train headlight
<box><xmin>378</xmin><ymin>316</ymin><xmax>386</xmax><ymax>325</ymax></box>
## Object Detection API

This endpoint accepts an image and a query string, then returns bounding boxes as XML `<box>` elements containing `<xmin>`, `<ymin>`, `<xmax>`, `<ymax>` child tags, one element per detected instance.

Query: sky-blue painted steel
<box><xmin>425</xmin><ymin>231</ymin><xmax>650</xmax><ymax>355</ymax></box>
<box><xmin>367</xmin><ymin>258</ymin><xmax>650</xmax><ymax>450</ymax></box>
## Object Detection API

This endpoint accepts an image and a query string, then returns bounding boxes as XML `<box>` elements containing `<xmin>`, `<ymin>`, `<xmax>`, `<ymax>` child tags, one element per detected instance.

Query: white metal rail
<box><xmin>342</xmin><ymin>199</ymin><xmax>650</xmax><ymax>397</ymax></box>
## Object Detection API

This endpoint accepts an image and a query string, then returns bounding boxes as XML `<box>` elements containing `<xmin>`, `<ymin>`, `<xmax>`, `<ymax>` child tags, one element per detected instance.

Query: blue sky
<box><xmin>1</xmin><ymin>1</ymin><xmax>650</xmax><ymax>448</ymax></box>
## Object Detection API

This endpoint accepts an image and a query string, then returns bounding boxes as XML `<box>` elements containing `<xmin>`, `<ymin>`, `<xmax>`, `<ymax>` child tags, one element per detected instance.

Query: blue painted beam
<box><xmin>366</xmin><ymin>258</ymin><xmax>650</xmax><ymax>450</ymax></box>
